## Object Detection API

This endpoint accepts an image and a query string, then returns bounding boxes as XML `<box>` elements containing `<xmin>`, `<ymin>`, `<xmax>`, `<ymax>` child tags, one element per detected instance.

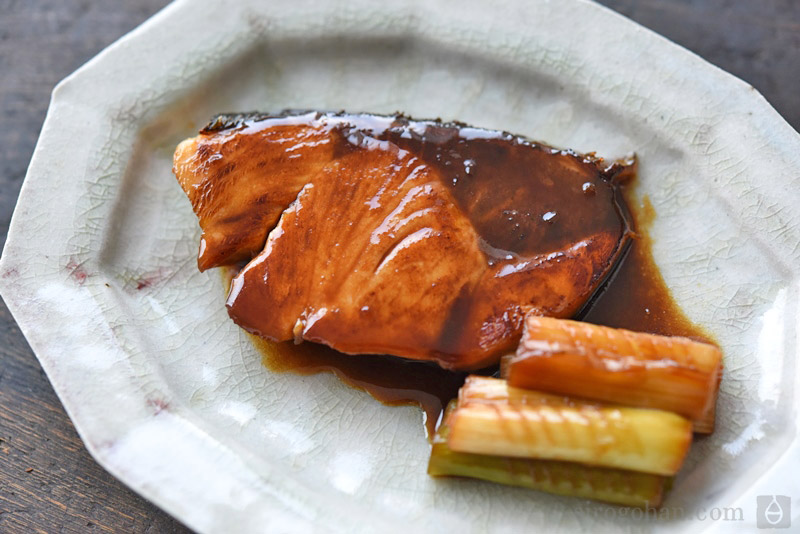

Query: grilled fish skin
<box><xmin>173</xmin><ymin>111</ymin><xmax>633</xmax><ymax>370</ymax></box>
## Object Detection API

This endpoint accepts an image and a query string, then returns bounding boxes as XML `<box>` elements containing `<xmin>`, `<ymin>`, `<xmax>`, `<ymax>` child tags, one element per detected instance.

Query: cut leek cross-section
<box><xmin>503</xmin><ymin>316</ymin><xmax>722</xmax><ymax>429</ymax></box>
<box><xmin>429</xmin><ymin>402</ymin><xmax>669</xmax><ymax>508</ymax></box>
<box><xmin>448</xmin><ymin>377</ymin><xmax>692</xmax><ymax>476</ymax></box>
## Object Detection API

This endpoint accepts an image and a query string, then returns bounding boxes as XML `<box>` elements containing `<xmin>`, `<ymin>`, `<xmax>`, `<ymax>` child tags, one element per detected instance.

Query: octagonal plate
<box><xmin>1</xmin><ymin>0</ymin><xmax>799</xmax><ymax>532</ymax></box>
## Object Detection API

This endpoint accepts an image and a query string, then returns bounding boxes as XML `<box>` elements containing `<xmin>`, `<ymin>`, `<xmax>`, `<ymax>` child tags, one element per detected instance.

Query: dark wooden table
<box><xmin>1</xmin><ymin>1</ymin><xmax>798</xmax><ymax>532</ymax></box>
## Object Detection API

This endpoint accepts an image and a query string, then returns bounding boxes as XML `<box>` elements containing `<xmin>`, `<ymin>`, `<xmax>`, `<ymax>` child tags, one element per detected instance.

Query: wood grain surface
<box><xmin>0</xmin><ymin>1</ymin><xmax>797</xmax><ymax>532</ymax></box>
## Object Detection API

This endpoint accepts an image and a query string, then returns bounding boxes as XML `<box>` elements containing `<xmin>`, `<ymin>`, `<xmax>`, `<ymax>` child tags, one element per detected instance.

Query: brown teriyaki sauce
<box><xmin>219</xmin><ymin>116</ymin><xmax>710</xmax><ymax>440</ymax></box>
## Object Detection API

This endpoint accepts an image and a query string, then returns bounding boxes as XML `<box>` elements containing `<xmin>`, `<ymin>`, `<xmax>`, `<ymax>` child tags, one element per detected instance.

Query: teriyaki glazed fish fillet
<box><xmin>173</xmin><ymin>111</ymin><xmax>633</xmax><ymax>370</ymax></box>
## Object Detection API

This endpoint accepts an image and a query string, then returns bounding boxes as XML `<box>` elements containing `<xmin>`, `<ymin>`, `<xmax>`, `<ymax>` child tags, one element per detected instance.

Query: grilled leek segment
<box><xmin>692</xmin><ymin>372</ymin><xmax>721</xmax><ymax>434</ymax></box>
<box><xmin>459</xmin><ymin>373</ymin><xmax>715</xmax><ymax>433</ymax></box>
<box><xmin>429</xmin><ymin>403</ymin><xmax>669</xmax><ymax>508</ymax></box>
<box><xmin>447</xmin><ymin>378</ymin><xmax>692</xmax><ymax>476</ymax></box>
<box><xmin>503</xmin><ymin>316</ymin><xmax>722</xmax><ymax>424</ymax></box>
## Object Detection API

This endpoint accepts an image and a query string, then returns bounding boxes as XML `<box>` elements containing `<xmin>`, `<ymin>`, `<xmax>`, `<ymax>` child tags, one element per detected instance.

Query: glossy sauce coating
<box><xmin>176</xmin><ymin>112</ymin><xmax>631</xmax><ymax>272</ymax></box>
<box><xmin>180</xmin><ymin>112</ymin><xmax>634</xmax><ymax>369</ymax></box>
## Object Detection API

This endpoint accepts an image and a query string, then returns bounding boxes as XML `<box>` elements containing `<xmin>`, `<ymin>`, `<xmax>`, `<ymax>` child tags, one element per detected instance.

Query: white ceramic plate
<box><xmin>2</xmin><ymin>0</ymin><xmax>799</xmax><ymax>532</ymax></box>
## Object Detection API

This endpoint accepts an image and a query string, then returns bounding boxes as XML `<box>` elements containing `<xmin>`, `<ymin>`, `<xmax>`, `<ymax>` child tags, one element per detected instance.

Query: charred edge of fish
<box><xmin>197</xmin><ymin>110</ymin><xmax>626</xmax><ymax>176</ymax></box>
<box><xmin>200</xmin><ymin>111</ymin><xmax>561</xmax><ymax>156</ymax></box>
<box><xmin>200</xmin><ymin>110</ymin><xmax>321</xmax><ymax>133</ymax></box>
<box><xmin>201</xmin><ymin>112</ymin><xmax>269</xmax><ymax>133</ymax></box>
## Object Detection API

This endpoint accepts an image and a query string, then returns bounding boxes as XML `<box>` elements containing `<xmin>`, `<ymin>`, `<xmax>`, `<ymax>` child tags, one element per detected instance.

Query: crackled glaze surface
<box><xmin>1</xmin><ymin>0</ymin><xmax>799</xmax><ymax>532</ymax></box>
